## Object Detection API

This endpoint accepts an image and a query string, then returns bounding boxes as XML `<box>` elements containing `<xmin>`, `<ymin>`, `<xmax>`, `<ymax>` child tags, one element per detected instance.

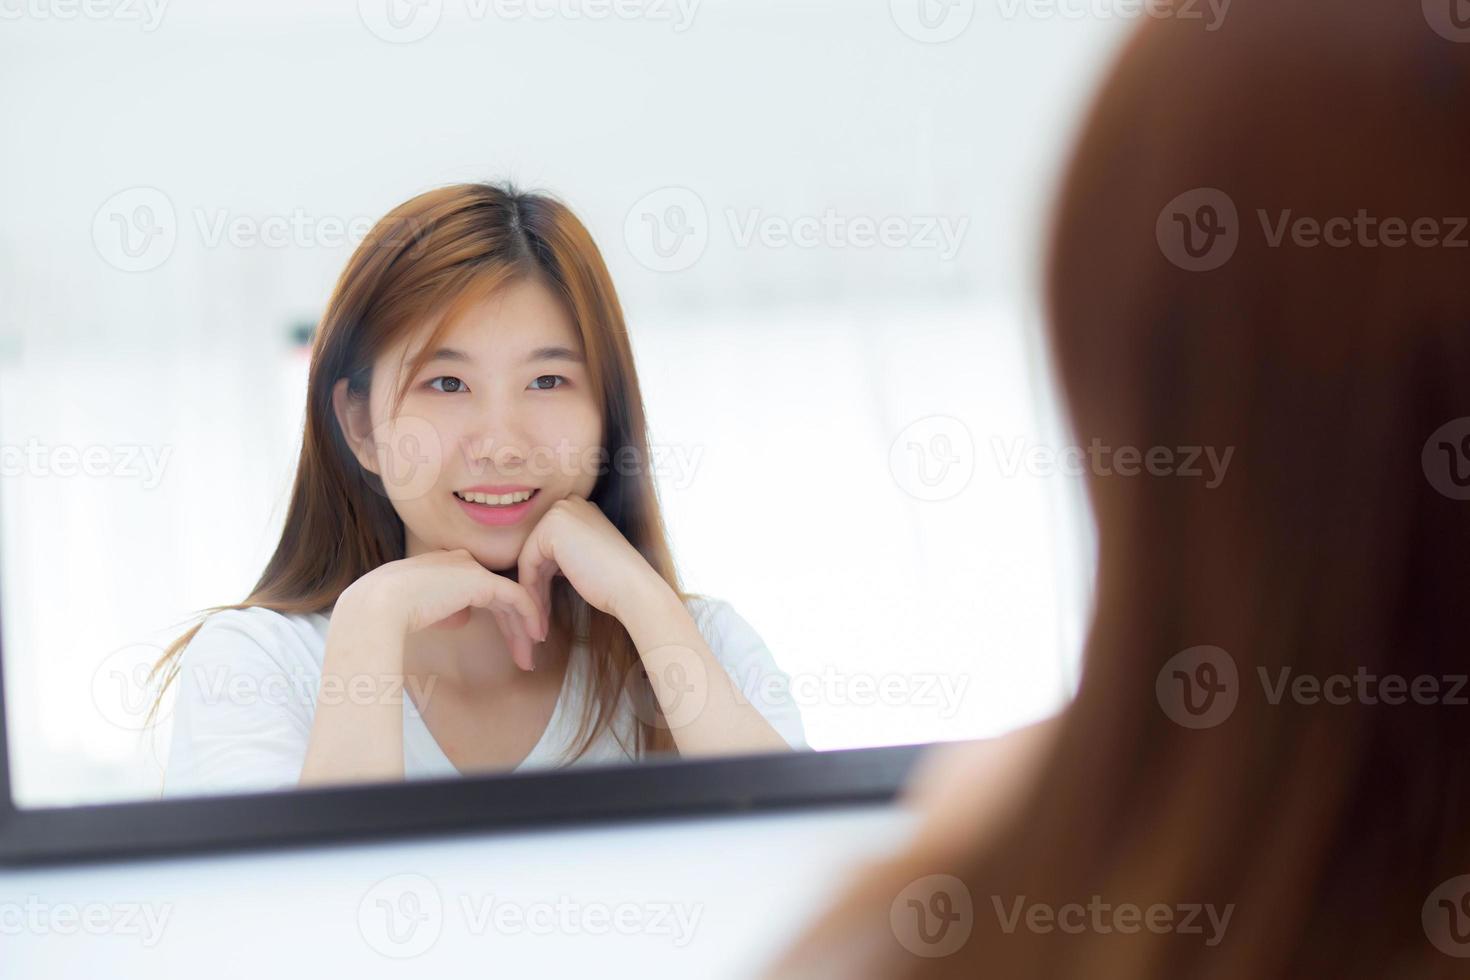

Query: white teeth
<box><xmin>455</xmin><ymin>489</ymin><xmax>534</xmax><ymax>506</ymax></box>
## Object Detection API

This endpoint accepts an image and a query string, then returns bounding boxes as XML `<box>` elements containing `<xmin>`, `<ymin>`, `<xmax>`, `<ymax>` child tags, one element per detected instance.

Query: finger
<box><xmin>523</xmin><ymin>543</ymin><xmax>559</xmax><ymax>642</ymax></box>
<box><xmin>489</xmin><ymin>607</ymin><xmax>511</xmax><ymax>648</ymax></box>
<box><xmin>499</xmin><ymin>578</ymin><xmax>546</xmax><ymax>644</ymax></box>
<box><xmin>471</xmin><ymin>566</ymin><xmax>540</xmax><ymax>641</ymax></box>
<box><xmin>514</xmin><ymin>531</ymin><xmax>542</xmax><ymax>630</ymax></box>
<box><xmin>488</xmin><ymin>593</ymin><xmax>536</xmax><ymax>671</ymax></box>
<box><xmin>537</xmin><ymin>576</ymin><xmax>552</xmax><ymax>641</ymax></box>
<box><xmin>527</xmin><ymin>595</ymin><xmax>547</xmax><ymax>646</ymax></box>
<box><xmin>516</xmin><ymin>537</ymin><xmax>555</xmax><ymax>641</ymax></box>
<box><xmin>506</xmin><ymin>614</ymin><xmax>535</xmax><ymax>672</ymax></box>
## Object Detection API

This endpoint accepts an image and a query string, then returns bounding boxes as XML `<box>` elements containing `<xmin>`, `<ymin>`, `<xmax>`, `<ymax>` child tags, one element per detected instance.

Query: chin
<box><xmin>469</xmin><ymin>544</ymin><xmax>523</xmax><ymax>574</ymax></box>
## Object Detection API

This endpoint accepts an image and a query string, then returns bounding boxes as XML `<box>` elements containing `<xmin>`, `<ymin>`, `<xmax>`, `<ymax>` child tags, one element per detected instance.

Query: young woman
<box><xmin>153</xmin><ymin>183</ymin><xmax>806</xmax><ymax>796</ymax></box>
<box><xmin>766</xmin><ymin>0</ymin><xmax>1470</xmax><ymax>977</ymax></box>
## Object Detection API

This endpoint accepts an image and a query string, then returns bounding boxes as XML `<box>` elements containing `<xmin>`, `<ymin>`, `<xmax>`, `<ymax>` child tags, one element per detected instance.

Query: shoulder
<box><xmin>678</xmin><ymin>593</ymin><xmax>810</xmax><ymax>750</ymax></box>
<box><xmin>181</xmin><ymin>606</ymin><xmax>331</xmax><ymax>675</ymax></box>
<box><xmin>902</xmin><ymin>715</ymin><xmax>1063</xmax><ymax>858</ymax></box>
<box><xmin>680</xmin><ymin>592</ymin><xmax>733</xmax><ymax>628</ymax></box>
<box><xmin>680</xmin><ymin>593</ymin><xmax>757</xmax><ymax>635</ymax></box>
<box><xmin>163</xmin><ymin>606</ymin><xmax>332</xmax><ymax>796</ymax></box>
<box><xmin>680</xmin><ymin>594</ymin><xmax>765</xmax><ymax>661</ymax></box>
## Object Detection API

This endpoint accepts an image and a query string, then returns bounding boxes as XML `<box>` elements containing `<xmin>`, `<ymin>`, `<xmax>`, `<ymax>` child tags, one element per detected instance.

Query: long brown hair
<box><xmin>146</xmin><ymin>182</ymin><xmax>683</xmax><ymax>761</ymax></box>
<box><xmin>769</xmin><ymin>1</ymin><xmax>1470</xmax><ymax>977</ymax></box>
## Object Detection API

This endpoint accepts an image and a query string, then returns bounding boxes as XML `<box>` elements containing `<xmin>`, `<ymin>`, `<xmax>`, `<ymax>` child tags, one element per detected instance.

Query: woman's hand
<box><xmin>339</xmin><ymin>548</ymin><xmax>547</xmax><ymax>671</ymax></box>
<box><xmin>515</xmin><ymin>495</ymin><xmax>795</xmax><ymax>757</ymax></box>
<box><xmin>516</xmin><ymin>494</ymin><xmax>669</xmax><ymax>633</ymax></box>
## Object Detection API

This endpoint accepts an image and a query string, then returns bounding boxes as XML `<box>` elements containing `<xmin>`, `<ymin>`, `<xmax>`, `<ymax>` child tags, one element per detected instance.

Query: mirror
<box><xmin>0</xmin><ymin>1</ymin><xmax>1118</xmax><ymax>809</ymax></box>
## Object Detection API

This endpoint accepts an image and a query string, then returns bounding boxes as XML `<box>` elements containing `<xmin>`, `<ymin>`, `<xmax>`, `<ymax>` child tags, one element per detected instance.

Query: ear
<box><xmin>331</xmin><ymin>377</ymin><xmax>381</xmax><ymax>477</ymax></box>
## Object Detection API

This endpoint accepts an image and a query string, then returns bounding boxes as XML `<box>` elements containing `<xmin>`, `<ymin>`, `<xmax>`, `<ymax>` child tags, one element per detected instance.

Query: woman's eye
<box><xmin>529</xmin><ymin>375</ymin><xmax>566</xmax><ymax>391</ymax></box>
<box><xmin>427</xmin><ymin>376</ymin><xmax>467</xmax><ymax>393</ymax></box>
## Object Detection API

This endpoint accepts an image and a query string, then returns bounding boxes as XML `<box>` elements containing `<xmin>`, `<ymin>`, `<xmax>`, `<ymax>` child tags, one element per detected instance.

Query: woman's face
<box><xmin>336</xmin><ymin>276</ymin><xmax>604</xmax><ymax>571</ymax></box>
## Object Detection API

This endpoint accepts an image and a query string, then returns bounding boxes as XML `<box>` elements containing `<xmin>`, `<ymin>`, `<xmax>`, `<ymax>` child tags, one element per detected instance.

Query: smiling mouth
<box><xmin>452</xmin><ymin>488</ymin><xmax>539</xmax><ymax>507</ymax></box>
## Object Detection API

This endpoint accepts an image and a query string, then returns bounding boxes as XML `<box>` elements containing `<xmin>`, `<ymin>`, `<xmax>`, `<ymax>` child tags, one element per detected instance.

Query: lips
<box><xmin>453</xmin><ymin>488</ymin><xmax>539</xmax><ymax>527</ymax></box>
<box><xmin>452</xmin><ymin>485</ymin><xmax>536</xmax><ymax>505</ymax></box>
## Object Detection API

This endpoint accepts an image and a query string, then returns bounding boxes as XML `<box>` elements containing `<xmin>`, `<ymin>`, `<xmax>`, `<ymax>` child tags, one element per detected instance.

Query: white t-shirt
<box><xmin>160</xmin><ymin>595</ymin><xmax>807</xmax><ymax>798</ymax></box>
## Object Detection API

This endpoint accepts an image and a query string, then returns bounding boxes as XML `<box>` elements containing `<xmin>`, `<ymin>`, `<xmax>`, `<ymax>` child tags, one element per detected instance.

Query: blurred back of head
<box><xmin>771</xmin><ymin>0</ymin><xmax>1470</xmax><ymax>976</ymax></box>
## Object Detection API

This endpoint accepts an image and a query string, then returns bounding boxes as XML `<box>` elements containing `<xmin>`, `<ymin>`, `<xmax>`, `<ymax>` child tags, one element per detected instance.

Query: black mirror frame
<box><xmin>0</xmin><ymin>618</ymin><xmax>929</xmax><ymax>867</ymax></box>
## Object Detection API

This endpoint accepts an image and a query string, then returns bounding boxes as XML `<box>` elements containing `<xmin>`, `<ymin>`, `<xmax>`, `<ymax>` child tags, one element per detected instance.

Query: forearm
<box><xmin>299</xmin><ymin>597</ymin><xmax>407</xmax><ymax>787</ymax></box>
<box><xmin>617</xmin><ymin>583</ymin><xmax>792</xmax><ymax>757</ymax></box>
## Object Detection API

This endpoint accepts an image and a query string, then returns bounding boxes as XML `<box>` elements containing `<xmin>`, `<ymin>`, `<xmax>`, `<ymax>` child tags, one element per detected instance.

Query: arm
<box><xmin>298</xmin><ymin>590</ymin><xmax>407</xmax><ymax>788</ymax></box>
<box><xmin>615</xmin><ymin>579</ymin><xmax>795</xmax><ymax>757</ymax></box>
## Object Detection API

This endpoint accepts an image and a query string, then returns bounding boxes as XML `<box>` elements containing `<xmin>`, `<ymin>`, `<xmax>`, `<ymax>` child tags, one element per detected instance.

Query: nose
<box><xmin>458</xmin><ymin>393</ymin><xmax>532</xmax><ymax>482</ymax></box>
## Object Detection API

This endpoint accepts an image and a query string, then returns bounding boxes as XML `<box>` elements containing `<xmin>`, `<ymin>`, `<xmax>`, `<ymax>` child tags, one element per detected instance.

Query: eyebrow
<box><xmin>420</xmin><ymin>345</ymin><xmax>585</xmax><ymax>366</ymax></box>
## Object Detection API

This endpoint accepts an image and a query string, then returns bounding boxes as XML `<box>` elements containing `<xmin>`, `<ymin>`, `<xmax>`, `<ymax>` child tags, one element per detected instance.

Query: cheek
<box><xmin>530</xmin><ymin>400</ymin><xmax>603</xmax><ymax>487</ymax></box>
<box><xmin>375</xmin><ymin>414</ymin><xmax>449</xmax><ymax>504</ymax></box>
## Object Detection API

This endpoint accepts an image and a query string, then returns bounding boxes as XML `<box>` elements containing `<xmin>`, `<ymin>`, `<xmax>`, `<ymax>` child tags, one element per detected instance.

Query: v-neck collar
<box><xmin>403</xmin><ymin>649</ymin><xmax>578</xmax><ymax>774</ymax></box>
